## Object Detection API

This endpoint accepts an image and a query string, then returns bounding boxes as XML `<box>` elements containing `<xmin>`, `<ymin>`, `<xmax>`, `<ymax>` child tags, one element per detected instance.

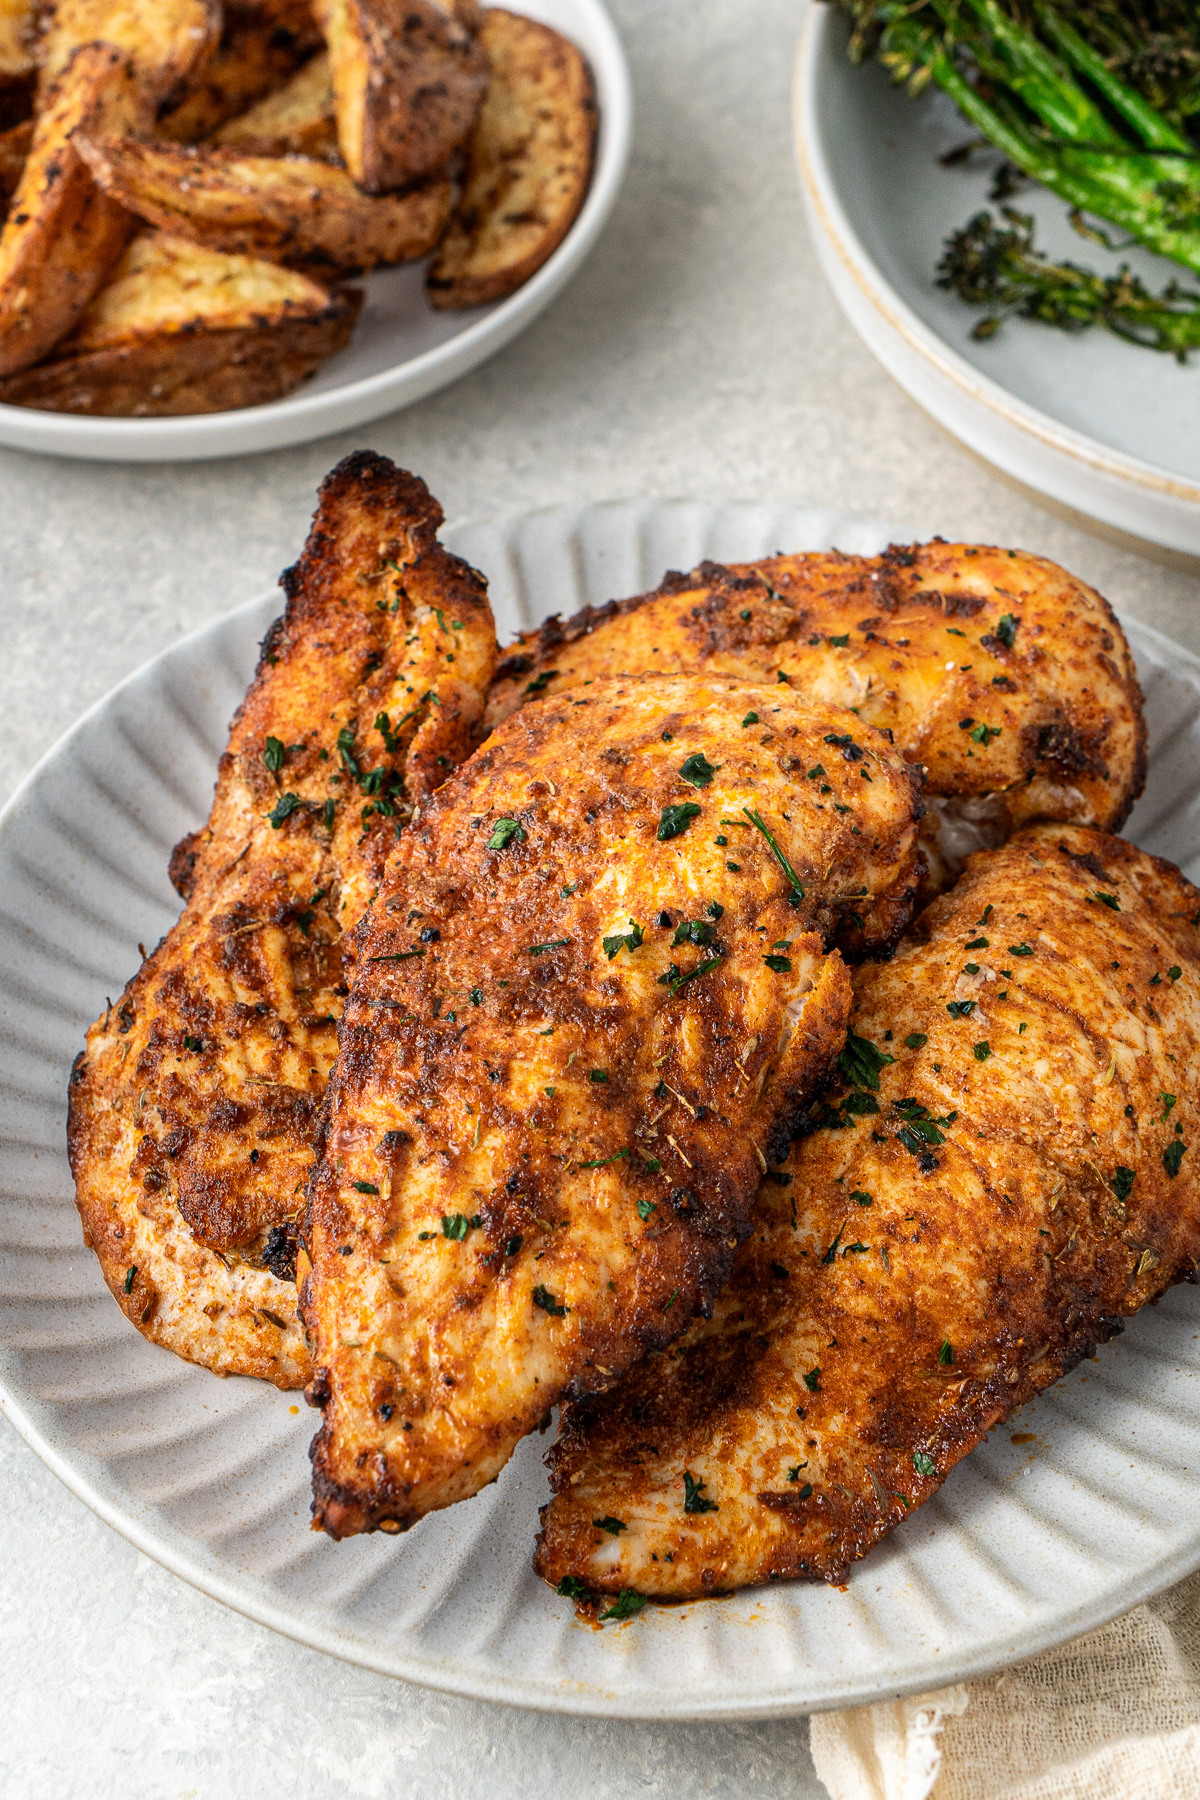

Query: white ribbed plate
<box><xmin>3</xmin><ymin>498</ymin><xmax>1200</xmax><ymax>1719</ymax></box>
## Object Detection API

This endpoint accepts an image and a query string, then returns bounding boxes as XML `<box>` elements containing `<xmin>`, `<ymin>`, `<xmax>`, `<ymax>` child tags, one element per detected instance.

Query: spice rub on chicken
<box><xmin>486</xmin><ymin>543</ymin><xmax>1145</xmax><ymax>891</ymax></box>
<box><xmin>67</xmin><ymin>452</ymin><xmax>496</xmax><ymax>1389</ymax></box>
<box><xmin>302</xmin><ymin>674</ymin><xmax>926</xmax><ymax>1536</ymax></box>
<box><xmin>536</xmin><ymin>826</ymin><xmax>1200</xmax><ymax>1600</ymax></box>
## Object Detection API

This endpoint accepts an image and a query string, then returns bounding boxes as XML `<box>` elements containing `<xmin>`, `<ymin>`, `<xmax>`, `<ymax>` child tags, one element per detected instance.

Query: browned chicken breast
<box><xmin>536</xmin><ymin>825</ymin><xmax>1200</xmax><ymax>1600</ymax></box>
<box><xmin>303</xmin><ymin>675</ymin><xmax>925</xmax><ymax>1536</ymax></box>
<box><xmin>486</xmin><ymin>544</ymin><xmax>1146</xmax><ymax>891</ymax></box>
<box><xmin>68</xmin><ymin>453</ymin><xmax>495</xmax><ymax>1388</ymax></box>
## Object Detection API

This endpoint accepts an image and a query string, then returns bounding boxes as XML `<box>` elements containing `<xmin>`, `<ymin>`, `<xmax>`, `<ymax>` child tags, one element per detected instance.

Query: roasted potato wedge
<box><xmin>227</xmin><ymin>0</ymin><xmax>322</xmax><ymax>45</ymax></box>
<box><xmin>0</xmin><ymin>45</ymin><xmax>149</xmax><ymax>376</ymax></box>
<box><xmin>78</xmin><ymin>134</ymin><xmax>451</xmax><ymax>271</ymax></box>
<box><xmin>158</xmin><ymin>25</ymin><xmax>317</xmax><ymax>144</ymax></box>
<box><xmin>313</xmin><ymin>0</ymin><xmax>486</xmax><ymax>191</ymax></box>
<box><xmin>39</xmin><ymin>0</ymin><xmax>221</xmax><ymax>105</ymax></box>
<box><xmin>0</xmin><ymin>0</ymin><xmax>32</xmax><ymax>79</ymax></box>
<box><xmin>0</xmin><ymin>114</ymin><xmax>29</xmax><ymax>210</ymax></box>
<box><xmin>0</xmin><ymin>291</ymin><xmax>360</xmax><ymax>413</ymax></box>
<box><xmin>213</xmin><ymin>49</ymin><xmax>338</xmax><ymax>158</ymax></box>
<box><xmin>427</xmin><ymin>9</ymin><xmax>595</xmax><ymax>310</ymax></box>
<box><xmin>64</xmin><ymin>230</ymin><xmax>343</xmax><ymax>350</ymax></box>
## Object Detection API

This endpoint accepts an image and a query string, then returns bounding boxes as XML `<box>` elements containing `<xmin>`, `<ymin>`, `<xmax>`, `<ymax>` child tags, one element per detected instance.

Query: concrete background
<box><xmin>3</xmin><ymin>1</ymin><xmax>1198</xmax><ymax>1793</ymax></box>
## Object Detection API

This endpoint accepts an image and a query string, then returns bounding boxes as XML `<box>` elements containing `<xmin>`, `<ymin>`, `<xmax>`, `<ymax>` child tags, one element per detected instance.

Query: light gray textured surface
<box><xmin>2</xmin><ymin>0</ymin><xmax>1199</xmax><ymax>1794</ymax></box>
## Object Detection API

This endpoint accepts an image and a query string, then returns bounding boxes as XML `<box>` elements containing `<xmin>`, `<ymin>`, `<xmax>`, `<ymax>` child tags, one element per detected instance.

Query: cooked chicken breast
<box><xmin>536</xmin><ymin>825</ymin><xmax>1200</xmax><ymax>1599</ymax></box>
<box><xmin>68</xmin><ymin>453</ymin><xmax>495</xmax><ymax>1388</ymax></box>
<box><xmin>303</xmin><ymin>675</ymin><xmax>926</xmax><ymax>1536</ymax></box>
<box><xmin>486</xmin><ymin>544</ymin><xmax>1145</xmax><ymax>891</ymax></box>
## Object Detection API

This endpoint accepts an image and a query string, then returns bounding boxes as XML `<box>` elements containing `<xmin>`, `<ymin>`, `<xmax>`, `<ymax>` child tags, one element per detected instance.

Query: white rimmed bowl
<box><xmin>0</xmin><ymin>0</ymin><xmax>631</xmax><ymax>464</ymax></box>
<box><xmin>794</xmin><ymin>2</ymin><xmax>1200</xmax><ymax>556</ymax></box>
<box><xmin>4</xmin><ymin>497</ymin><xmax>1200</xmax><ymax>1718</ymax></box>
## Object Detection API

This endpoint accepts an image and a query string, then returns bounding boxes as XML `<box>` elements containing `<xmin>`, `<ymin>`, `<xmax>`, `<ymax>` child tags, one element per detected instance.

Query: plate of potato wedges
<box><xmin>0</xmin><ymin>0</ymin><xmax>629</xmax><ymax>458</ymax></box>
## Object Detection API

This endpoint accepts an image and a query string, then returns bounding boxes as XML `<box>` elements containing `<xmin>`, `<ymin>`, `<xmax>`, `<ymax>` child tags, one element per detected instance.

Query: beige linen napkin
<box><xmin>810</xmin><ymin>1571</ymin><xmax>1200</xmax><ymax>1800</ymax></box>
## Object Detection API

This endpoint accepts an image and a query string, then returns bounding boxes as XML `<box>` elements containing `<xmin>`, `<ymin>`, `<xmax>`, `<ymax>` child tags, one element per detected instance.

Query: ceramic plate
<box><xmin>0</xmin><ymin>0</ymin><xmax>630</xmax><ymax>465</ymax></box>
<box><xmin>4</xmin><ymin>498</ymin><xmax>1200</xmax><ymax>1720</ymax></box>
<box><xmin>794</xmin><ymin>2</ymin><xmax>1200</xmax><ymax>557</ymax></box>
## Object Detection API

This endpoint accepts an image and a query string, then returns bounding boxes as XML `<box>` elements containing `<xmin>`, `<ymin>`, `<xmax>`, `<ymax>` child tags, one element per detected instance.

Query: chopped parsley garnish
<box><xmin>523</xmin><ymin>669</ymin><xmax>559</xmax><ymax>696</ymax></box>
<box><xmin>682</xmin><ymin>1471</ymin><xmax>718</xmax><ymax>1514</ymax></box>
<box><xmin>904</xmin><ymin>1032</ymin><xmax>927</xmax><ymax>1050</ymax></box>
<box><xmin>487</xmin><ymin>818</ymin><xmax>525</xmax><ymax>850</ymax></box>
<box><xmin>1093</xmin><ymin>892</ymin><xmax>1120</xmax><ymax>912</ymax></box>
<box><xmin>183</xmin><ymin>1035</ymin><xmax>202</xmax><ymax>1052</ymax></box>
<box><xmin>850</xmin><ymin>1190</ymin><xmax>873</xmax><ymax>1206</ymax></box>
<box><xmin>593</xmin><ymin>1516</ymin><xmax>627</xmax><ymax>1535</ymax></box>
<box><xmin>946</xmin><ymin>1000</ymin><xmax>976</xmax><ymax>1019</ymax></box>
<box><xmin>938</xmin><ymin>1340</ymin><xmax>954</xmax><ymax>1366</ymax></box>
<box><xmin>579</xmin><ymin>1148</ymin><xmax>630</xmax><ymax>1169</ymax></box>
<box><xmin>973</xmin><ymin>1041</ymin><xmax>991</xmax><ymax>1061</ymax></box>
<box><xmin>978</xmin><ymin>905</ymin><xmax>993</xmax><ymax>925</ymax></box>
<box><xmin>1164</xmin><ymin>1141</ymin><xmax>1187</xmax><ymax>1178</ymax></box>
<box><xmin>913</xmin><ymin>1450</ymin><xmax>938</xmax><ymax>1479</ymax></box>
<box><xmin>839</xmin><ymin>1031</ymin><xmax>895</xmax><ymax>1092</ymax></box>
<box><xmin>672</xmin><ymin>919</ymin><xmax>718</xmax><ymax>948</ymax></box>
<box><xmin>678</xmin><ymin>752</ymin><xmax>720</xmax><ymax>788</ymax></box>
<box><xmin>791</xmin><ymin>1481</ymin><xmax>814</xmax><ymax>1499</ymax></box>
<box><xmin>965</xmin><ymin>936</ymin><xmax>988</xmax><ymax>950</ymax></box>
<box><xmin>469</xmin><ymin>987</ymin><xmax>483</xmax><ymax>1005</ymax></box>
<box><xmin>742</xmin><ymin>807</ymin><xmax>805</xmax><ymax>902</ymax></box>
<box><xmin>556</xmin><ymin>1575</ymin><xmax>591</xmax><ymax>1600</ymax></box>
<box><xmin>971</xmin><ymin>723</ymin><xmax>1001</xmax><ymax>746</ymax></box>
<box><xmin>822</xmin><ymin>1225</ymin><xmax>845</xmax><ymax>1266</ymax></box>
<box><xmin>1008</xmin><ymin>943</ymin><xmax>1033</xmax><ymax>956</ymax></box>
<box><xmin>442</xmin><ymin>1212</ymin><xmax>481</xmax><ymax>1239</ymax></box>
<box><xmin>603</xmin><ymin>922</ymin><xmax>644</xmax><ymax>959</ymax></box>
<box><xmin>367</xmin><ymin>947</ymin><xmax>425</xmax><ymax>962</ymax></box>
<box><xmin>375</xmin><ymin>711</ymin><xmax>403</xmax><ymax>753</ymax></box>
<box><xmin>600</xmin><ymin>1590</ymin><xmax>647</xmax><ymax>1622</ymax></box>
<box><xmin>505</xmin><ymin>1235</ymin><xmax>523</xmax><ymax>1256</ymax></box>
<box><xmin>829</xmin><ymin>633</ymin><xmax>850</xmax><ymax>647</ymax></box>
<box><xmin>526</xmin><ymin>940</ymin><xmax>571</xmax><ymax>956</ymax></box>
<box><xmin>352</xmin><ymin>1181</ymin><xmax>379</xmax><ymax>1194</ymax></box>
<box><xmin>637</xmin><ymin>1198</ymin><xmax>658</xmax><ymax>1221</ymax></box>
<box><xmin>589</xmin><ymin>1069</ymin><xmax>609</xmax><ymax>1083</ymax></box>
<box><xmin>742</xmin><ymin>712</ymin><xmax>759</xmax><ymax>727</ymax></box>
<box><xmin>658</xmin><ymin>801</ymin><xmax>702</xmax><ymax>841</ymax></box>
<box><xmin>266</xmin><ymin>792</ymin><xmax>302</xmax><ymax>828</ymax></box>
<box><xmin>763</xmin><ymin>953</ymin><xmax>792</xmax><ymax>973</ymax></box>
<box><xmin>1170</xmin><ymin>966</ymin><xmax>1183</xmax><ymax>982</ymax></box>
<box><xmin>996</xmin><ymin>612</ymin><xmax>1018</xmax><ymax>649</ymax></box>
<box><xmin>1112</xmin><ymin>1167</ymin><xmax>1135</xmax><ymax>1202</ymax></box>
<box><xmin>262</xmin><ymin>735</ymin><xmax>285</xmax><ymax>773</ymax></box>
<box><xmin>670</xmin><ymin>956</ymin><xmax>723</xmax><ymax>995</ymax></box>
<box><xmin>123</xmin><ymin>1265</ymin><xmax>137</xmax><ymax>1294</ymax></box>
<box><xmin>1161</xmin><ymin>1094</ymin><xmax>1177</xmax><ymax>1122</ymax></box>
<box><xmin>803</xmin><ymin>1367</ymin><xmax>822</xmax><ymax>1392</ymax></box>
<box><xmin>532</xmin><ymin>1284</ymin><xmax>568</xmax><ymax>1316</ymax></box>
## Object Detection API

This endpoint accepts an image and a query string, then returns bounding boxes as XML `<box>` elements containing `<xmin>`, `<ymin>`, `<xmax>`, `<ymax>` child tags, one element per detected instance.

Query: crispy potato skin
<box><xmin>0</xmin><ymin>0</ymin><xmax>33</xmax><ymax>80</ymax></box>
<box><xmin>38</xmin><ymin>0</ymin><xmax>220</xmax><ymax>105</ymax></box>
<box><xmin>0</xmin><ymin>114</ymin><xmax>29</xmax><ymax>208</ymax></box>
<box><xmin>77</xmin><ymin>133</ymin><xmax>452</xmax><ymax>272</ymax></box>
<box><xmin>536</xmin><ymin>826</ymin><xmax>1200</xmax><ymax>1597</ymax></box>
<box><xmin>67</xmin><ymin>455</ymin><xmax>496</xmax><ymax>1387</ymax></box>
<box><xmin>302</xmin><ymin>676</ymin><xmax>925</xmax><ymax>1537</ymax></box>
<box><xmin>157</xmin><ymin>23</ymin><xmax>318</xmax><ymax>144</ymax></box>
<box><xmin>487</xmin><ymin>543</ymin><xmax>1146</xmax><ymax>892</ymax></box>
<box><xmin>427</xmin><ymin>9</ymin><xmax>596</xmax><ymax>310</ymax></box>
<box><xmin>0</xmin><ymin>296</ymin><xmax>358</xmax><ymax>412</ymax></box>
<box><xmin>314</xmin><ymin>0</ymin><xmax>487</xmax><ymax>191</ymax></box>
<box><xmin>212</xmin><ymin>50</ymin><xmax>338</xmax><ymax>158</ymax></box>
<box><xmin>0</xmin><ymin>45</ymin><xmax>147</xmax><ymax>375</ymax></box>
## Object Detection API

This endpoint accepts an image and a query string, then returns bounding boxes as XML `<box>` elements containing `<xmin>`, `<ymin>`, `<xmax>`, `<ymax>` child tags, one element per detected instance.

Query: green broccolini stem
<box><xmin>1035</xmin><ymin>5</ymin><xmax>1192</xmax><ymax>151</ymax></box>
<box><xmin>938</xmin><ymin>206</ymin><xmax>1200</xmax><ymax>356</ymax></box>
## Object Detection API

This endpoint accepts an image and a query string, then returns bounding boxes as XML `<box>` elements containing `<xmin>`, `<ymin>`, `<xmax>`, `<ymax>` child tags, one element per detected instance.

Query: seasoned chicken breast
<box><xmin>67</xmin><ymin>453</ymin><xmax>495</xmax><ymax>1388</ymax></box>
<box><xmin>486</xmin><ymin>543</ymin><xmax>1145</xmax><ymax>890</ymax></box>
<box><xmin>303</xmin><ymin>675</ymin><xmax>925</xmax><ymax>1536</ymax></box>
<box><xmin>536</xmin><ymin>826</ymin><xmax>1200</xmax><ymax>1599</ymax></box>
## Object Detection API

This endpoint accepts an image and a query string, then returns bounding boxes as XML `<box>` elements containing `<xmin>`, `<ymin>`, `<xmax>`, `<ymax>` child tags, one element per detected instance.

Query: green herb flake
<box><xmin>658</xmin><ymin>801</ymin><xmax>702</xmax><ymax>841</ymax></box>
<box><xmin>1162</xmin><ymin>1093</ymin><xmax>1177</xmax><ymax>1122</ymax></box>
<box><xmin>367</xmin><ymin>947</ymin><xmax>425</xmax><ymax>963</ymax></box>
<box><xmin>742</xmin><ymin>807</ymin><xmax>805</xmax><ymax>901</ymax></box>
<box><xmin>600</xmin><ymin>1590</ymin><xmax>647</xmax><ymax>1622</ymax></box>
<box><xmin>904</xmin><ymin>1032</ymin><xmax>928</xmax><ymax>1050</ymax></box>
<box><xmin>267</xmin><ymin>792</ymin><xmax>302</xmax><ymax>829</ymax></box>
<box><xmin>532</xmin><ymin>1284</ymin><xmax>568</xmax><ymax>1316</ymax></box>
<box><xmin>442</xmin><ymin>1212</ymin><xmax>481</xmax><ymax>1240</ymax></box>
<box><xmin>829</xmin><ymin>633</ymin><xmax>850</xmax><ymax>648</ymax></box>
<box><xmin>678</xmin><ymin>751</ymin><xmax>720</xmax><ymax>788</ymax></box>
<box><xmin>123</xmin><ymin>1265</ymin><xmax>137</xmax><ymax>1294</ymax></box>
<box><xmin>556</xmin><ymin>1575</ymin><xmax>590</xmax><ymax>1600</ymax></box>
<box><xmin>742</xmin><ymin>712</ymin><xmax>760</xmax><ymax>727</ymax></box>
<box><xmin>1169</xmin><ymin>966</ymin><xmax>1183</xmax><ymax>983</ymax></box>
<box><xmin>593</xmin><ymin>1516</ymin><xmax>627</xmax><ymax>1535</ymax></box>
<box><xmin>996</xmin><ymin>612</ymin><xmax>1018</xmax><ymax>649</ymax></box>
<box><xmin>487</xmin><ymin>817</ymin><xmax>525</xmax><ymax>851</ymax></box>
<box><xmin>526</xmin><ymin>939</ymin><xmax>571</xmax><ymax>956</ymax></box>
<box><xmin>763</xmin><ymin>953</ymin><xmax>792</xmax><ymax>973</ymax></box>
<box><xmin>973</xmin><ymin>1041</ymin><xmax>991</xmax><ymax>1061</ymax></box>
<box><xmin>183</xmin><ymin>1035</ymin><xmax>202</xmax><ymax>1052</ymax></box>
<box><xmin>1112</xmin><ymin>1167</ymin><xmax>1136</xmax><ymax>1202</ymax></box>
<box><xmin>469</xmin><ymin>987</ymin><xmax>483</xmax><ymax>1005</ymax></box>
<box><xmin>947</xmin><ymin>1000</ymin><xmax>976</xmax><ymax>1019</ymax></box>
<box><xmin>579</xmin><ymin>1147</ymin><xmax>630</xmax><ymax>1169</ymax></box>
<box><xmin>262</xmin><ymin>735</ymin><xmax>285</xmax><ymax>773</ymax></box>
<box><xmin>803</xmin><ymin>1366</ymin><xmax>822</xmax><ymax>1392</ymax></box>
<box><xmin>913</xmin><ymin>1449</ymin><xmax>938</xmax><ymax>1479</ymax></box>
<box><xmin>1164</xmin><ymin>1141</ymin><xmax>1187</xmax><ymax>1179</ymax></box>
<box><xmin>589</xmin><ymin>1069</ymin><xmax>609</xmax><ymax>1084</ymax></box>
<box><xmin>965</xmin><ymin>936</ymin><xmax>989</xmax><ymax>950</ymax></box>
<box><xmin>850</xmin><ymin>1190</ymin><xmax>873</xmax><ymax>1207</ymax></box>
<box><xmin>1009</xmin><ymin>943</ymin><xmax>1034</xmax><ymax>956</ymax></box>
<box><xmin>1094</xmin><ymin>892</ymin><xmax>1121</xmax><ymax>912</ymax></box>
<box><xmin>637</xmin><ymin>1198</ymin><xmax>658</xmax><ymax>1221</ymax></box>
<box><xmin>839</xmin><ymin>1030</ymin><xmax>896</xmax><ymax>1092</ymax></box>
<box><xmin>938</xmin><ymin>1340</ymin><xmax>954</xmax><ymax>1366</ymax></box>
<box><xmin>682</xmin><ymin>1471</ymin><xmax>718</xmax><ymax>1514</ymax></box>
<box><xmin>352</xmin><ymin>1181</ymin><xmax>380</xmax><ymax>1194</ymax></box>
<box><xmin>523</xmin><ymin>669</ymin><xmax>559</xmax><ymax>696</ymax></box>
<box><xmin>670</xmin><ymin>955</ymin><xmax>723</xmax><ymax>996</ymax></box>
